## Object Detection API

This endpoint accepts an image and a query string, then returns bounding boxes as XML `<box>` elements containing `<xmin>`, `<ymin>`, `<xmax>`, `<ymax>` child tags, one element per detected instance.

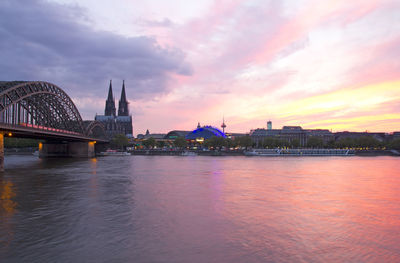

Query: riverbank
<box><xmin>130</xmin><ymin>149</ymin><xmax>244</xmax><ymax>156</ymax></box>
<box><xmin>355</xmin><ymin>149</ymin><xmax>399</xmax><ymax>156</ymax></box>
<box><xmin>6</xmin><ymin>147</ymin><xmax>397</xmax><ymax>157</ymax></box>
<box><xmin>4</xmin><ymin>147</ymin><xmax>37</xmax><ymax>155</ymax></box>
<box><xmin>129</xmin><ymin>149</ymin><xmax>399</xmax><ymax>156</ymax></box>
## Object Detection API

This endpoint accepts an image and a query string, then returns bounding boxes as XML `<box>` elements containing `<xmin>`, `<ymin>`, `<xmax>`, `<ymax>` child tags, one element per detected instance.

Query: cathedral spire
<box><xmin>118</xmin><ymin>80</ymin><xmax>129</xmax><ymax>116</ymax></box>
<box><xmin>107</xmin><ymin>80</ymin><xmax>113</xmax><ymax>101</ymax></box>
<box><xmin>105</xmin><ymin>80</ymin><xmax>116</xmax><ymax>116</ymax></box>
<box><xmin>120</xmin><ymin>80</ymin><xmax>127</xmax><ymax>102</ymax></box>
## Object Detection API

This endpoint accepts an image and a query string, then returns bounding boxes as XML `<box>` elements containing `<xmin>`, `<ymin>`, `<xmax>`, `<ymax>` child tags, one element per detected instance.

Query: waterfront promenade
<box><xmin>129</xmin><ymin>148</ymin><xmax>398</xmax><ymax>156</ymax></box>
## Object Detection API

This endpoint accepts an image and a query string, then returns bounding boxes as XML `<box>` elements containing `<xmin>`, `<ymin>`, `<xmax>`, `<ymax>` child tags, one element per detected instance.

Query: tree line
<box><xmin>4</xmin><ymin>138</ymin><xmax>40</xmax><ymax>148</ymax></box>
<box><xmin>139</xmin><ymin>135</ymin><xmax>400</xmax><ymax>150</ymax></box>
<box><xmin>139</xmin><ymin>136</ymin><xmax>253</xmax><ymax>150</ymax></box>
<box><xmin>261</xmin><ymin>136</ymin><xmax>400</xmax><ymax>150</ymax></box>
<box><xmin>6</xmin><ymin>133</ymin><xmax>399</xmax><ymax>151</ymax></box>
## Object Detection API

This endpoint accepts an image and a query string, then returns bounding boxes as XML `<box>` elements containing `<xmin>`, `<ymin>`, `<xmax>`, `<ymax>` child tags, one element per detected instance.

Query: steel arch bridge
<box><xmin>0</xmin><ymin>81</ymin><xmax>107</xmax><ymax>142</ymax></box>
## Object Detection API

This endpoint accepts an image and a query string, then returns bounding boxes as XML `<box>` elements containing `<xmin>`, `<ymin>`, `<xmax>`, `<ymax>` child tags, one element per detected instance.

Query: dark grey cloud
<box><xmin>0</xmin><ymin>0</ymin><xmax>192</xmax><ymax>100</ymax></box>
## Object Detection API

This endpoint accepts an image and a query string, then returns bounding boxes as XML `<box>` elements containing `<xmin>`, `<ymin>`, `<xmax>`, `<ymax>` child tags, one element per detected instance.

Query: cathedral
<box><xmin>95</xmin><ymin>80</ymin><xmax>133</xmax><ymax>138</ymax></box>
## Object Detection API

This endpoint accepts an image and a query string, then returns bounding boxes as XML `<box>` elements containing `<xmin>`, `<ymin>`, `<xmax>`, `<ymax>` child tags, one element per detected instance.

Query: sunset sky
<box><xmin>1</xmin><ymin>0</ymin><xmax>399</xmax><ymax>135</ymax></box>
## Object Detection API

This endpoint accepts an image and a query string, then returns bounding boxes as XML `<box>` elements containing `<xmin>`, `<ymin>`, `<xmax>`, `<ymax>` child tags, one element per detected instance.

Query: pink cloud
<box><xmin>243</xmin><ymin>0</ymin><xmax>388</xmax><ymax>66</ymax></box>
<box><xmin>131</xmin><ymin>0</ymin><xmax>400</xmax><ymax>134</ymax></box>
<box><xmin>341</xmin><ymin>36</ymin><xmax>400</xmax><ymax>90</ymax></box>
<box><xmin>173</xmin><ymin>0</ymin><xmax>244</xmax><ymax>49</ymax></box>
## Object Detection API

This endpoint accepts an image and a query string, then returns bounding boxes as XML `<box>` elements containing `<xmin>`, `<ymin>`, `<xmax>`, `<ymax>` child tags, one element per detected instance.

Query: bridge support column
<box><xmin>39</xmin><ymin>141</ymin><xmax>95</xmax><ymax>158</ymax></box>
<box><xmin>68</xmin><ymin>142</ymin><xmax>95</xmax><ymax>158</ymax></box>
<box><xmin>39</xmin><ymin>142</ymin><xmax>68</xmax><ymax>158</ymax></box>
<box><xmin>0</xmin><ymin>133</ymin><xmax>4</xmax><ymax>172</ymax></box>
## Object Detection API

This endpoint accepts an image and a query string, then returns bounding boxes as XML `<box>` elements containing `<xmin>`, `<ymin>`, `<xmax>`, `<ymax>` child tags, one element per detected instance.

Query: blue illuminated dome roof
<box><xmin>186</xmin><ymin>126</ymin><xmax>226</xmax><ymax>140</ymax></box>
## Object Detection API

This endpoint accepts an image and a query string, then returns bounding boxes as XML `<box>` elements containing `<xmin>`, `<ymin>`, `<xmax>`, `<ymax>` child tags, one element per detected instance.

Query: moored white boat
<box><xmin>98</xmin><ymin>150</ymin><xmax>130</xmax><ymax>156</ymax></box>
<box><xmin>181</xmin><ymin>151</ymin><xmax>198</xmax><ymax>156</ymax></box>
<box><xmin>244</xmin><ymin>148</ymin><xmax>354</xmax><ymax>156</ymax></box>
<box><xmin>244</xmin><ymin>149</ymin><xmax>281</xmax><ymax>156</ymax></box>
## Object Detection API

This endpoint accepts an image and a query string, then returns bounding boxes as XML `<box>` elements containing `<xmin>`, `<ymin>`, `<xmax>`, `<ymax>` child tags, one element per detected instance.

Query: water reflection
<box><xmin>0</xmin><ymin>156</ymin><xmax>400</xmax><ymax>262</ymax></box>
<box><xmin>90</xmin><ymin>158</ymin><xmax>97</xmax><ymax>175</ymax></box>
<box><xmin>0</xmin><ymin>180</ymin><xmax>17</xmax><ymax>215</ymax></box>
<box><xmin>0</xmin><ymin>179</ymin><xmax>17</xmax><ymax>254</ymax></box>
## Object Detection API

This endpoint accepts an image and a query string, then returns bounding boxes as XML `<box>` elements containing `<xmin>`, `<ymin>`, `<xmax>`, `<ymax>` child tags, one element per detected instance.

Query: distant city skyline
<box><xmin>0</xmin><ymin>0</ymin><xmax>399</xmax><ymax>134</ymax></box>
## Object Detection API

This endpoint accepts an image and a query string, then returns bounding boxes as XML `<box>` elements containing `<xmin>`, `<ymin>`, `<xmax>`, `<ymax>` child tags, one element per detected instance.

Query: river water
<box><xmin>1</xmin><ymin>155</ymin><xmax>400</xmax><ymax>262</ymax></box>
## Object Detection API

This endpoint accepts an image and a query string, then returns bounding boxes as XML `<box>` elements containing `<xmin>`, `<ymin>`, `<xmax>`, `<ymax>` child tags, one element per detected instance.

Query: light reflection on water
<box><xmin>0</xmin><ymin>155</ymin><xmax>400</xmax><ymax>262</ymax></box>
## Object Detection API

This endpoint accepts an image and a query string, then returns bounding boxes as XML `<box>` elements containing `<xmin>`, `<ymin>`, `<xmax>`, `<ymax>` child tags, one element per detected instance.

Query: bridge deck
<box><xmin>0</xmin><ymin>123</ymin><xmax>108</xmax><ymax>142</ymax></box>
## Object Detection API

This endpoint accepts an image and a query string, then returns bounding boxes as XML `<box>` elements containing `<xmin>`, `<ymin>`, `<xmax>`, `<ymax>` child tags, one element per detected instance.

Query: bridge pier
<box><xmin>68</xmin><ymin>141</ymin><xmax>95</xmax><ymax>158</ymax></box>
<box><xmin>39</xmin><ymin>142</ymin><xmax>68</xmax><ymax>158</ymax></box>
<box><xmin>0</xmin><ymin>133</ymin><xmax>3</xmax><ymax>172</ymax></box>
<box><xmin>39</xmin><ymin>141</ymin><xmax>95</xmax><ymax>158</ymax></box>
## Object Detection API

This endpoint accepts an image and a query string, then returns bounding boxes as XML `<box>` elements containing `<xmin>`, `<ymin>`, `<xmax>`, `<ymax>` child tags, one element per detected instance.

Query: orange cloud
<box><xmin>275</xmin><ymin>81</ymin><xmax>400</xmax><ymax>131</ymax></box>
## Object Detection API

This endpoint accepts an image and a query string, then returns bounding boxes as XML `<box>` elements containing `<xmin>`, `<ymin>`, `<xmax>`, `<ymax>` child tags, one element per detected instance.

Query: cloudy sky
<box><xmin>1</xmin><ymin>0</ymin><xmax>399</xmax><ymax>135</ymax></box>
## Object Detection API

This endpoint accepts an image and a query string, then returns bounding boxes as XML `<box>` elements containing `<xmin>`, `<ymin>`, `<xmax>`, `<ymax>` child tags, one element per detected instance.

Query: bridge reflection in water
<box><xmin>0</xmin><ymin>81</ymin><xmax>108</xmax><ymax>171</ymax></box>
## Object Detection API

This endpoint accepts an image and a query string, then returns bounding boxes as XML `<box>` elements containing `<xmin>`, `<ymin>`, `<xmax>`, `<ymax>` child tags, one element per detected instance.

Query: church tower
<box><xmin>96</xmin><ymin>80</ymin><xmax>133</xmax><ymax>138</ymax></box>
<box><xmin>118</xmin><ymin>80</ymin><xmax>129</xmax><ymax>116</ymax></box>
<box><xmin>105</xmin><ymin>80</ymin><xmax>116</xmax><ymax>116</ymax></box>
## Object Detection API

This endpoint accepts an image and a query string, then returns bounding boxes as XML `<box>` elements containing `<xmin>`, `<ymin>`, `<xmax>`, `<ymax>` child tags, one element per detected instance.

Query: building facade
<box><xmin>95</xmin><ymin>80</ymin><xmax>133</xmax><ymax>138</ymax></box>
<box><xmin>250</xmin><ymin>123</ymin><xmax>334</xmax><ymax>147</ymax></box>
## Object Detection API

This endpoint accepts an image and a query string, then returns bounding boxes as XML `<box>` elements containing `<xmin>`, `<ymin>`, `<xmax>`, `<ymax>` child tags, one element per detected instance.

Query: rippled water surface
<box><xmin>1</xmin><ymin>155</ymin><xmax>400</xmax><ymax>262</ymax></box>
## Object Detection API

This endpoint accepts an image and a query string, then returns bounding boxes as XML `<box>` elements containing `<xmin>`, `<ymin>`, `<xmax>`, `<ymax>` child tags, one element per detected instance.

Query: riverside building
<box><xmin>250</xmin><ymin>122</ymin><xmax>334</xmax><ymax>147</ymax></box>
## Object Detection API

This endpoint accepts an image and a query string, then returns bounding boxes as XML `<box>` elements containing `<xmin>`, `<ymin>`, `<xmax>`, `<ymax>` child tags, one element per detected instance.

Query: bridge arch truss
<box><xmin>0</xmin><ymin>81</ymin><xmax>86</xmax><ymax>135</ymax></box>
